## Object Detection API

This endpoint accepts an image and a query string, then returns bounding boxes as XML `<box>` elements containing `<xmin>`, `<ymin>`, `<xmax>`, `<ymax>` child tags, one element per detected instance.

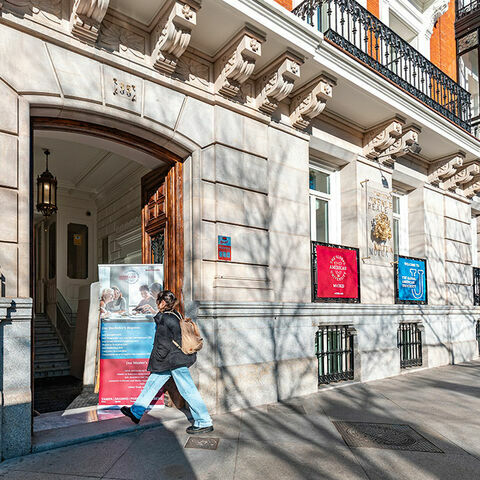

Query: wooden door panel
<box><xmin>141</xmin><ymin>163</ymin><xmax>183</xmax><ymax>309</ymax></box>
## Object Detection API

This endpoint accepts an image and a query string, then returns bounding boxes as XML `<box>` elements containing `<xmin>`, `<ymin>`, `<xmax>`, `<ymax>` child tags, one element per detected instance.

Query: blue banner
<box><xmin>100</xmin><ymin>321</ymin><xmax>155</xmax><ymax>359</ymax></box>
<box><xmin>397</xmin><ymin>257</ymin><xmax>427</xmax><ymax>302</ymax></box>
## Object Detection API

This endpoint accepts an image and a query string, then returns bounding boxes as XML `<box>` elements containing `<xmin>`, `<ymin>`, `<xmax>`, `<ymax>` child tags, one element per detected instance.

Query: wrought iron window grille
<box><xmin>473</xmin><ymin>267</ymin><xmax>480</xmax><ymax>305</ymax></box>
<box><xmin>316</xmin><ymin>325</ymin><xmax>354</xmax><ymax>384</ymax></box>
<box><xmin>397</xmin><ymin>323</ymin><xmax>423</xmax><ymax>369</ymax></box>
<box><xmin>292</xmin><ymin>0</ymin><xmax>471</xmax><ymax>132</ymax></box>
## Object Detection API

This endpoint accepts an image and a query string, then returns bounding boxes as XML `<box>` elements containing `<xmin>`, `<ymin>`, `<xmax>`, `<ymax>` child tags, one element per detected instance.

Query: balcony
<box><xmin>293</xmin><ymin>0</ymin><xmax>472</xmax><ymax>132</ymax></box>
<box><xmin>456</xmin><ymin>0</ymin><xmax>480</xmax><ymax>20</ymax></box>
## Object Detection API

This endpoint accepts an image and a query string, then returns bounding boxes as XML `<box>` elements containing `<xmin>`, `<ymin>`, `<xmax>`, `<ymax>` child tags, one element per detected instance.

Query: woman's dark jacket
<box><xmin>147</xmin><ymin>310</ymin><xmax>196</xmax><ymax>372</ymax></box>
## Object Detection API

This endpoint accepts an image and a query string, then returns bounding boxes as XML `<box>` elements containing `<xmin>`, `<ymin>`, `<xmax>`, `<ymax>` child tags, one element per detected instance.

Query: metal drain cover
<box><xmin>333</xmin><ymin>422</ymin><xmax>443</xmax><ymax>453</ymax></box>
<box><xmin>185</xmin><ymin>436</ymin><xmax>219</xmax><ymax>450</ymax></box>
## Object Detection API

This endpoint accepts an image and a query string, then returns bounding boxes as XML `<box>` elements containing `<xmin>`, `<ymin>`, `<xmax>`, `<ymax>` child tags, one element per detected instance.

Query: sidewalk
<box><xmin>1</xmin><ymin>360</ymin><xmax>480</xmax><ymax>480</ymax></box>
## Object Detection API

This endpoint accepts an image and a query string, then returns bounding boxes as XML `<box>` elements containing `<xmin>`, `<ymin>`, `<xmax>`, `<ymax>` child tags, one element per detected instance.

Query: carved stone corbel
<box><xmin>443</xmin><ymin>163</ymin><xmax>480</xmax><ymax>191</ymax></box>
<box><xmin>255</xmin><ymin>51</ymin><xmax>303</xmax><ymax>114</ymax></box>
<box><xmin>364</xmin><ymin>123</ymin><xmax>421</xmax><ymax>168</ymax></box>
<box><xmin>70</xmin><ymin>0</ymin><xmax>110</xmax><ymax>45</ymax></box>
<box><xmin>378</xmin><ymin>127</ymin><xmax>421</xmax><ymax>167</ymax></box>
<box><xmin>427</xmin><ymin>152</ymin><xmax>465</xmax><ymax>185</ymax></box>
<box><xmin>464</xmin><ymin>180</ymin><xmax>480</xmax><ymax>198</ymax></box>
<box><xmin>363</xmin><ymin>117</ymin><xmax>404</xmax><ymax>160</ymax></box>
<box><xmin>289</xmin><ymin>74</ymin><xmax>336</xmax><ymax>130</ymax></box>
<box><xmin>214</xmin><ymin>26</ymin><xmax>265</xmax><ymax>98</ymax></box>
<box><xmin>151</xmin><ymin>0</ymin><xmax>201</xmax><ymax>75</ymax></box>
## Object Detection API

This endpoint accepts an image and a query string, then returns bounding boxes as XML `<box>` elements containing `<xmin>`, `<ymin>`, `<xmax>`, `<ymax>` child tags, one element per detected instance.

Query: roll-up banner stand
<box><xmin>97</xmin><ymin>264</ymin><xmax>165</xmax><ymax>407</ymax></box>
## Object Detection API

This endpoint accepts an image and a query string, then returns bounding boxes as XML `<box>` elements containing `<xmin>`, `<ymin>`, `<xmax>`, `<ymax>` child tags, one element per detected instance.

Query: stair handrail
<box><xmin>56</xmin><ymin>288</ymin><xmax>75</xmax><ymax>327</ymax></box>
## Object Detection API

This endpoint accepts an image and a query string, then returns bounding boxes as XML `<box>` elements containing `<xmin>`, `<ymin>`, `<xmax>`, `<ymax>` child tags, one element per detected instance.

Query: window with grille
<box><xmin>316</xmin><ymin>325</ymin><xmax>354</xmax><ymax>385</ymax></box>
<box><xmin>397</xmin><ymin>323</ymin><xmax>422</xmax><ymax>369</ymax></box>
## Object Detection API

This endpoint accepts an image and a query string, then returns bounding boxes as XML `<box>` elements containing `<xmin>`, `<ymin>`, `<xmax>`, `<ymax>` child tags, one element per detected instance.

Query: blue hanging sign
<box><xmin>396</xmin><ymin>256</ymin><xmax>427</xmax><ymax>303</ymax></box>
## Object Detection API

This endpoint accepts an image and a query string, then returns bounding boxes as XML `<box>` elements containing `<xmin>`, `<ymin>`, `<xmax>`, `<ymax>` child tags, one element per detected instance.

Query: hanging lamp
<box><xmin>36</xmin><ymin>149</ymin><xmax>58</xmax><ymax>217</ymax></box>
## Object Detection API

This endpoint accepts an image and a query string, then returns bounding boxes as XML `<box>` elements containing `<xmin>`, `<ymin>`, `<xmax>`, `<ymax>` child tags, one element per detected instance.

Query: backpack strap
<box><xmin>169</xmin><ymin>310</ymin><xmax>184</xmax><ymax>351</ymax></box>
<box><xmin>170</xmin><ymin>310</ymin><xmax>183</xmax><ymax>322</ymax></box>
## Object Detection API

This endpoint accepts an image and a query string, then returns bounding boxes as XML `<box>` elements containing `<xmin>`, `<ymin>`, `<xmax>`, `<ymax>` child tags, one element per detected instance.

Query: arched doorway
<box><xmin>31</xmin><ymin>116</ymin><xmax>186</xmax><ymax>415</ymax></box>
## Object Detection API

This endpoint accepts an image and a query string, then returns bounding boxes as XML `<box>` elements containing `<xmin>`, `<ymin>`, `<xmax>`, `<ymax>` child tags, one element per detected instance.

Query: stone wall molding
<box><xmin>289</xmin><ymin>73</ymin><xmax>336</xmax><ymax>130</ymax></box>
<box><xmin>255</xmin><ymin>50</ymin><xmax>303</xmax><ymax>114</ymax></box>
<box><xmin>428</xmin><ymin>152</ymin><xmax>465</xmax><ymax>185</ymax></box>
<box><xmin>214</xmin><ymin>25</ymin><xmax>265</xmax><ymax>99</ymax></box>
<box><xmin>70</xmin><ymin>0</ymin><xmax>110</xmax><ymax>45</ymax></box>
<box><xmin>151</xmin><ymin>0</ymin><xmax>201</xmax><ymax>75</ymax></box>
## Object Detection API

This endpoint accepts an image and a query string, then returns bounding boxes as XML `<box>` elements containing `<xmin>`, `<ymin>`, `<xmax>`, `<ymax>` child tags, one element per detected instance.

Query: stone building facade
<box><xmin>0</xmin><ymin>0</ymin><xmax>479</xmax><ymax>460</ymax></box>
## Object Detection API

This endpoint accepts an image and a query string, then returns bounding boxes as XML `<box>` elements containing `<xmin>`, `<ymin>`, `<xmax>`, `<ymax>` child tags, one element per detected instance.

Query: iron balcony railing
<box><xmin>397</xmin><ymin>323</ymin><xmax>423</xmax><ymax>368</ymax></box>
<box><xmin>316</xmin><ymin>325</ymin><xmax>354</xmax><ymax>384</ymax></box>
<box><xmin>293</xmin><ymin>0</ymin><xmax>472</xmax><ymax>131</ymax></box>
<box><xmin>456</xmin><ymin>0</ymin><xmax>480</xmax><ymax>19</ymax></box>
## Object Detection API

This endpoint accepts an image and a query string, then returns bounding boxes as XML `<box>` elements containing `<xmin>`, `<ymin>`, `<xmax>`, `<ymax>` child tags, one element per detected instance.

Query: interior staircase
<box><xmin>34</xmin><ymin>313</ymin><xmax>71</xmax><ymax>378</ymax></box>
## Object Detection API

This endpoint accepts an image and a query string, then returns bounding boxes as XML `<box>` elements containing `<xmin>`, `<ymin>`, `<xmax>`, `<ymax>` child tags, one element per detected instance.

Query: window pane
<box><xmin>393</xmin><ymin>195</ymin><xmax>400</xmax><ymax>214</ymax></box>
<box><xmin>67</xmin><ymin>223</ymin><xmax>88</xmax><ymax>279</ymax></box>
<box><xmin>459</xmin><ymin>49</ymin><xmax>479</xmax><ymax>118</ymax></box>
<box><xmin>309</xmin><ymin>169</ymin><xmax>330</xmax><ymax>194</ymax></box>
<box><xmin>151</xmin><ymin>231</ymin><xmax>165</xmax><ymax>264</ymax></box>
<box><xmin>315</xmin><ymin>198</ymin><xmax>329</xmax><ymax>243</ymax></box>
<box><xmin>393</xmin><ymin>218</ymin><xmax>400</xmax><ymax>256</ymax></box>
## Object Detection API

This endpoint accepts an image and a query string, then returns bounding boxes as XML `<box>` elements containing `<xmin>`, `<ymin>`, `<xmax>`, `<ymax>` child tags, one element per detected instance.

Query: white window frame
<box><xmin>392</xmin><ymin>191</ymin><xmax>409</xmax><ymax>257</ymax></box>
<box><xmin>309</xmin><ymin>162</ymin><xmax>341</xmax><ymax>245</ymax></box>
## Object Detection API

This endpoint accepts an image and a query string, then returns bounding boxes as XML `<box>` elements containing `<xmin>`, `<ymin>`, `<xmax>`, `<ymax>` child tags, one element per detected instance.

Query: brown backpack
<box><xmin>171</xmin><ymin>311</ymin><xmax>203</xmax><ymax>355</ymax></box>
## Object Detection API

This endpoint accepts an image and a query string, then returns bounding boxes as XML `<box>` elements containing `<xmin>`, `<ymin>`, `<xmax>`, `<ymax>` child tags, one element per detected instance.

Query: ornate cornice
<box><xmin>427</xmin><ymin>152</ymin><xmax>465</xmax><ymax>186</ymax></box>
<box><xmin>443</xmin><ymin>163</ymin><xmax>480</xmax><ymax>191</ymax></box>
<box><xmin>151</xmin><ymin>0</ymin><xmax>201</xmax><ymax>75</ymax></box>
<box><xmin>71</xmin><ymin>0</ymin><xmax>110</xmax><ymax>45</ymax></box>
<box><xmin>289</xmin><ymin>74</ymin><xmax>336</xmax><ymax>130</ymax></box>
<box><xmin>424</xmin><ymin>0</ymin><xmax>449</xmax><ymax>40</ymax></box>
<box><xmin>255</xmin><ymin>51</ymin><xmax>303</xmax><ymax>115</ymax></box>
<box><xmin>214</xmin><ymin>26</ymin><xmax>265</xmax><ymax>99</ymax></box>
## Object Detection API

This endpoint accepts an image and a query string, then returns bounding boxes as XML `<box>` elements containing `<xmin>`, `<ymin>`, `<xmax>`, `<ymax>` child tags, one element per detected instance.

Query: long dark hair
<box><xmin>157</xmin><ymin>290</ymin><xmax>177</xmax><ymax>311</ymax></box>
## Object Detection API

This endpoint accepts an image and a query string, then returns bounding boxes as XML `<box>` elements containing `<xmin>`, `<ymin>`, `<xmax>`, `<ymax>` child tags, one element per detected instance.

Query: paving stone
<box><xmin>234</xmin><ymin>441</ymin><xmax>368</xmax><ymax>480</ymax></box>
<box><xmin>104</xmin><ymin>427</ymin><xmax>237</xmax><ymax>480</ymax></box>
<box><xmin>0</xmin><ymin>433</ymin><xmax>137</xmax><ymax>478</ymax></box>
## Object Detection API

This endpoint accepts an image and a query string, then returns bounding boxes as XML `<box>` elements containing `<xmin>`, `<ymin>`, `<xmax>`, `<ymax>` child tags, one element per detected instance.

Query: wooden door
<box><xmin>141</xmin><ymin>163</ymin><xmax>184</xmax><ymax>308</ymax></box>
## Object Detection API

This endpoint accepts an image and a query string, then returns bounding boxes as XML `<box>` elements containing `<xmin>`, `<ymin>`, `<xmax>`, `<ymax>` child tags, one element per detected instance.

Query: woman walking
<box><xmin>121</xmin><ymin>290</ymin><xmax>213</xmax><ymax>434</ymax></box>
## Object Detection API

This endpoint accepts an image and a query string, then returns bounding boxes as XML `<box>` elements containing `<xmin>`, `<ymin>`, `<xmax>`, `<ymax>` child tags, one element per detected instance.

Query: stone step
<box><xmin>35</xmin><ymin>344</ymin><xmax>64</xmax><ymax>354</ymax></box>
<box><xmin>35</xmin><ymin>352</ymin><xmax>69</xmax><ymax>362</ymax></box>
<box><xmin>35</xmin><ymin>333</ymin><xmax>58</xmax><ymax>341</ymax></box>
<box><xmin>35</xmin><ymin>359</ymin><xmax>70</xmax><ymax>369</ymax></box>
<box><xmin>35</xmin><ymin>339</ymin><xmax>61</xmax><ymax>348</ymax></box>
<box><xmin>35</xmin><ymin>327</ymin><xmax>56</xmax><ymax>334</ymax></box>
<box><xmin>34</xmin><ymin>367</ymin><xmax>71</xmax><ymax>379</ymax></box>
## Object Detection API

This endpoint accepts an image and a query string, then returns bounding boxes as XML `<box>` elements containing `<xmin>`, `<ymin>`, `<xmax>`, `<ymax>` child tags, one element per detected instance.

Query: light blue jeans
<box><xmin>130</xmin><ymin>367</ymin><xmax>213</xmax><ymax>428</ymax></box>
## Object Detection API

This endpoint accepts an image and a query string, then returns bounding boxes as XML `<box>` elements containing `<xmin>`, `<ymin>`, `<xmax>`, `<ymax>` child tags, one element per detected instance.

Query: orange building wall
<box><xmin>430</xmin><ymin>0</ymin><xmax>457</xmax><ymax>80</ymax></box>
<box><xmin>274</xmin><ymin>0</ymin><xmax>292</xmax><ymax>10</ymax></box>
<box><xmin>367</xmin><ymin>0</ymin><xmax>379</xmax><ymax>17</ymax></box>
